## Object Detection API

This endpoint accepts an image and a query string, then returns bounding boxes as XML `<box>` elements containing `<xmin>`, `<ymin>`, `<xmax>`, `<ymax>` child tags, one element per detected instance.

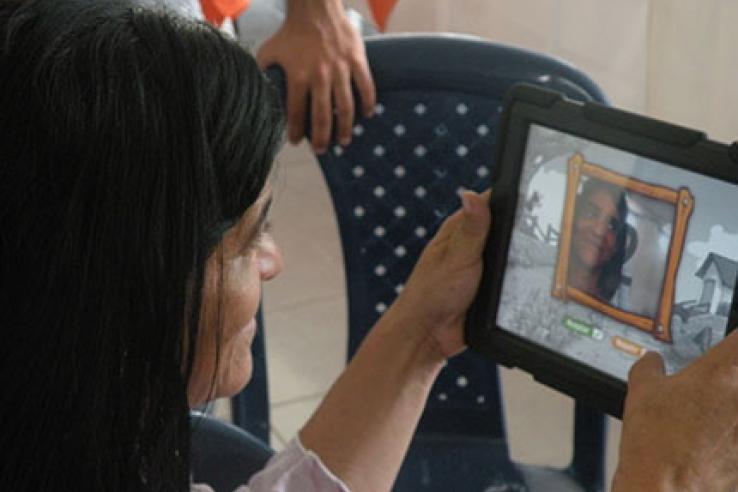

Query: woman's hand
<box><xmin>387</xmin><ymin>190</ymin><xmax>492</xmax><ymax>361</ymax></box>
<box><xmin>256</xmin><ymin>0</ymin><xmax>375</xmax><ymax>154</ymax></box>
<box><xmin>612</xmin><ymin>331</ymin><xmax>738</xmax><ymax>492</ymax></box>
<box><xmin>299</xmin><ymin>190</ymin><xmax>492</xmax><ymax>492</ymax></box>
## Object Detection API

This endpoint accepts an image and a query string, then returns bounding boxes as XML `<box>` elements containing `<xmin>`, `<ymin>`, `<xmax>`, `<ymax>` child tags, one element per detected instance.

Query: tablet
<box><xmin>466</xmin><ymin>84</ymin><xmax>738</xmax><ymax>417</ymax></box>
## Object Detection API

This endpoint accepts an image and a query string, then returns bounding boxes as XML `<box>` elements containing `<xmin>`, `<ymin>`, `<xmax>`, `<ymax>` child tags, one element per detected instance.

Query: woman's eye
<box><xmin>258</xmin><ymin>220</ymin><xmax>272</xmax><ymax>239</ymax></box>
<box><xmin>243</xmin><ymin>221</ymin><xmax>272</xmax><ymax>251</ymax></box>
<box><xmin>583</xmin><ymin>205</ymin><xmax>599</xmax><ymax>219</ymax></box>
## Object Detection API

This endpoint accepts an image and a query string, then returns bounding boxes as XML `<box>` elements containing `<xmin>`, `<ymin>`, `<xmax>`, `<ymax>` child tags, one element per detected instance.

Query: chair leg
<box><xmin>569</xmin><ymin>401</ymin><xmax>607</xmax><ymax>492</ymax></box>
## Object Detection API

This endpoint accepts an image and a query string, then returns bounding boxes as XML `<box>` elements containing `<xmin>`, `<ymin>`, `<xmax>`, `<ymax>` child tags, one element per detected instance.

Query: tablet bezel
<box><xmin>466</xmin><ymin>84</ymin><xmax>738</xmax><ymax>418</ymax></box>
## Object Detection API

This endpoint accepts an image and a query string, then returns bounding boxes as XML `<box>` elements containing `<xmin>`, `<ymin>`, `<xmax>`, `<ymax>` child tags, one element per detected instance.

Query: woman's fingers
<box><xmin>625</xmin><ymin>351</ymin><xmax>665</xmax><ymax>408</ymax></box>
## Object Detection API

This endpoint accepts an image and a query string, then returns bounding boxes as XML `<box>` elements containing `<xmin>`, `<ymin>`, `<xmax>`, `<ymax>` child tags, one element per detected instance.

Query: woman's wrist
<box><xmin>298</xmin><ymin>298</ymin><xmax>447</xmax><ymax>492</ymax></box>
<box><xmin>373</xmin><ymin>302</ymin><xmax>450</xmax><ymax>376</ymax></box>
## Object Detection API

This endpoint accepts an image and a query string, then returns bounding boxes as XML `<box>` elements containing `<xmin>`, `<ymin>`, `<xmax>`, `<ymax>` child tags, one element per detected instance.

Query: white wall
<box><xmin>349</xmin><ymin>0</ymin><xmax>737</xmax><ymax>142</ymax></box>
<box><xmin>703</xmin><ymin>263</ymin><xmax>722</xmax><ymax>313</ymax></box>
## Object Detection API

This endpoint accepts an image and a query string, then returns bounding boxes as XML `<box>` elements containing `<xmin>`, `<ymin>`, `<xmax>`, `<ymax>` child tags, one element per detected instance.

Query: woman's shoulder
<box><xmin>243</xmin><ymin>437</ymin><xmax>349</xmax><ymax>491</ymax></box>
<box><xmin>192</xmin><ymin>437</ymin><xmax>349</xmax><ymax>492</ymax></box>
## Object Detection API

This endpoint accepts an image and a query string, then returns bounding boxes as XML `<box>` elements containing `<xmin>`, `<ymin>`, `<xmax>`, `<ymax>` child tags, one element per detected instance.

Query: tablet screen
<box><xmin>497</xmin><ymin>124</ymin><xmax>738</xmax><ymax>381</ymax></box>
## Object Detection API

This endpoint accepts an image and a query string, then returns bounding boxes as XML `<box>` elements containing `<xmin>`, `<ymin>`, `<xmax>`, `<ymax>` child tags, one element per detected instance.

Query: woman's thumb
<box><xmin>457</xmin><ymin>190</ymin><xmax>492</xmax><ymax>253</ymax></box>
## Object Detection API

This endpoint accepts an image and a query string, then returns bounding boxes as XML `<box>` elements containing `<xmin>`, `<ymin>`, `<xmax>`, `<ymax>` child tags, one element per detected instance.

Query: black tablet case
<box><xmin>466</xmin><ymin>84</ymin><xmax>738</xmax><ymax>417</ymax></box>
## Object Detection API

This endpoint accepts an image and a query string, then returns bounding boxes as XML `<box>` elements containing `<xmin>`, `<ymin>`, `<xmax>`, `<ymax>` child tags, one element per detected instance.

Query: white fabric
<box><xmin>191</xmin><ymin>437</ymin><xmax>349</xmax><ymax>492</ymax></box>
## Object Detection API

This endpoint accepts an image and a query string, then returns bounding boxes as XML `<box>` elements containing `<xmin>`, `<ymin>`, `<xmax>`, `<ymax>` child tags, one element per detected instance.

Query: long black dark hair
<box><xmin>0</xmin><ymin>0</ymin><xmax>283</xmax><ymax>490</ymax></box>
<box><xmin>573</xmin><ymin>177</ymin><xmax>629</xmax><ymax>301</ymax></box>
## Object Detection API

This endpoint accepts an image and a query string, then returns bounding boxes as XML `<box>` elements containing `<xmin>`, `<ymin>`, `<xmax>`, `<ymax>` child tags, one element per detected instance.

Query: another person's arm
<box><xmin>256</xmin><ymin>0</ymin><xmax>375</xmax><ymax>154</ymax></box>
<box><xmin>612</xmin><ymin>332</ymin><xmax>738</xmax><ymax>492</ymax></box>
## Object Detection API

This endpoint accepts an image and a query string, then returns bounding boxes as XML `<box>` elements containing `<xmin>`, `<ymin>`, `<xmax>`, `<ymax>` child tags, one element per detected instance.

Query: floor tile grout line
<box><xmin>262</xmin><ymin>292</ymin><xmax>345</xmax><ymax>315</ymax></box>
<box><xmin>270</xmin><ymin>391</ymin><xmax>326</xmax><ymax>409</ymax></box>
<box><xmin>270</xmin><ymin>425</ymin><xmax>288</xmax><ymax>447</ymax></box>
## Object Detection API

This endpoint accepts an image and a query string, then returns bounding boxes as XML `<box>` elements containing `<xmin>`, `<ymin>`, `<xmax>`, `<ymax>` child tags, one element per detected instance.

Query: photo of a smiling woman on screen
<box><xmin>567</xmin><ymin>177</ymin><xmax>629</xmax><ymax>304</ymax></box>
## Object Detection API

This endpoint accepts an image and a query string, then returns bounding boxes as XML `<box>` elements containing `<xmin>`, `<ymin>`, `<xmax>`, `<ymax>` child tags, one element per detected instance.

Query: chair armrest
<box><xmin>190</xmin><ymin>413</ymin><xmax>274</xmax><ymax>492</ymax></box>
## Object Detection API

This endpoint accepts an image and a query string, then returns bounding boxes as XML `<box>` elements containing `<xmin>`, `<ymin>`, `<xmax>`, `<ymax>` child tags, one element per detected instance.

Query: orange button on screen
<box><xmin>611</xmin><ymin>336</ymin><xmax>648</xmax><ymax>357</ymax></box>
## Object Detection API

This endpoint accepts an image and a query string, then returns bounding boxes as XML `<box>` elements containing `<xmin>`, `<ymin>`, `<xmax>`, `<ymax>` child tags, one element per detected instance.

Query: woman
<box><xmin>568</xmin><ymin>177</ymin><xmax>629</xmax><ymax>303</ymax></box>
<box><xmin>2</xmin><ymin>1</ymin><xmax>738</xmax><ymax>491</ymax></box>
<box><xmin>0</xmin><ymin>1</ymin><xmax>486</xmax><ymax>489</ymax></box>
<box><xmin>0</xmin><ymin>0</ymin><xmax>281</xmax><ymax>488</ymax></box>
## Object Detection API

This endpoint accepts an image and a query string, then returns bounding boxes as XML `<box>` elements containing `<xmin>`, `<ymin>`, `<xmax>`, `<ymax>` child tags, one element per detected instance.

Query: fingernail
<box><xmin>339</xmin><ymin>137</ymin><xmax>351</xmax><ymax>147</ymax></box>
<box><xmin>314</xmin><ymin>146</ymin><xmax>326</xmax><ymax>155</ymax></box>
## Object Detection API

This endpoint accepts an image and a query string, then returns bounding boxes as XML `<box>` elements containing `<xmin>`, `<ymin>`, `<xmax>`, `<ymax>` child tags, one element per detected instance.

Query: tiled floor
<box><xmin>260</xmin><ymin>142</ymin><xmax>348</xmax><ymax>449</ymax></box>
<box><xmin>235</xmin><ymin>140</ymin><xmax>624</xmax><ymax>489</ymax></box>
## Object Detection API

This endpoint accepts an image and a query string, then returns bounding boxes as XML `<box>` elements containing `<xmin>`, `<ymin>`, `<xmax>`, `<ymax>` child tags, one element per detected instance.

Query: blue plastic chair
<box><xmin>190</xmin><ymin>411</ymin><xmax>274</xmax><ymax>491</ymax></box>
<box><xmin>228</xmin><ymin>1</ymin><xmax>377</xmax><ymax>450</ymax></box>
<box><xmin>275</xmin><ymin>34</ymin><xmax>610</xmax><ymax>492</ymax></box>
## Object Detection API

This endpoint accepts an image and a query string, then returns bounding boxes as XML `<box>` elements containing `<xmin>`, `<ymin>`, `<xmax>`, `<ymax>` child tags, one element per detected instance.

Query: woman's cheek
<box><xmin>223</xmin><ymin>255</ymin><xmax>262</xmax><ymax>328</ymax></box>
<box><xmin>601</xmin><ymin>233</ymin><xmax>617</xmax><ymax>260</ymax></box>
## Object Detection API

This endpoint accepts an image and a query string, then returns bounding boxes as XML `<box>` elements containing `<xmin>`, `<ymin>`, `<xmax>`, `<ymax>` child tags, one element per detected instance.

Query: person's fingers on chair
<box><xmin>286</xmin><ymin>76</ymin><xmax>309</xmax><ymax>145</ymax></box>
<box><xmin>332</xmin><ymin>64</ymin><xmax>354</xmax><ymax>147</ymax></box>
<box><xmin>351</xmin><ymin>55</ymin><xmax>376</xmax><ymax>118</ymax></box>
<box><xmin>255</xmin><ymin>40</ymin><xmax>277</xmax><ymax>69</ymax></box>
<box><xmin>310</xmin><ymin>68</ymin><xmax>332</xmax><ymax>154</ymax></box>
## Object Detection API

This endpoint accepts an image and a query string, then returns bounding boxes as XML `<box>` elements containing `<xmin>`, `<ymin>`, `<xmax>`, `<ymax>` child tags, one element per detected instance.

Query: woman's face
<box><xmin>187</xmin><ymin>187</ymin><xmax>282</xmax><ymax>407</ymax></box>
<box><xmin>572</xmin><ymin>188</ymin><xmax>620</xmax><ymax>270</ymax></box>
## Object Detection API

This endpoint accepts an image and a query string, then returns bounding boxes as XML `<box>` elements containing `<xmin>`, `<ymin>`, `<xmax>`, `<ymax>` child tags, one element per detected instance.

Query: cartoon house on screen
<box><xmin>695</xmin><ymin>253</ymin><xmax>738</xmax><ymax>316</ymax></box>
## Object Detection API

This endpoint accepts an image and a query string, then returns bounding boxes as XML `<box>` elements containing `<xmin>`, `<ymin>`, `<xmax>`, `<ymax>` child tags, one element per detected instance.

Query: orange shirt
<box><xmin>200</xmin><ymin>0</ymin><xmax>250</xmax><ymax>26</ymax></box>
<box><xmin>367</xmin><ymin>0</ymin><xmax>398</xmax><ymax>31</ymax></box>
<box><xmin>201</xmin><ymin>0</ymin><xmax>400</xmax><ymax>32</ymax></box>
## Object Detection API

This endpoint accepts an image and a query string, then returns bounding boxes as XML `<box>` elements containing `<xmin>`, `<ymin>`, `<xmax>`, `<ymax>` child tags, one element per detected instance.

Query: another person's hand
<box><xmin>388</xmin><ymin>190</ymin><xmax>492</xmax><ymax>360</ymax></box>
<box><xmin>612</xmin><ymin>331</ymin><xmax>738</xmax><ymax>492</ymax></box>
<box><xmin>257</xmin><ymin>0</ymin><xmax>375</xmax><ymax>154</ymax></box>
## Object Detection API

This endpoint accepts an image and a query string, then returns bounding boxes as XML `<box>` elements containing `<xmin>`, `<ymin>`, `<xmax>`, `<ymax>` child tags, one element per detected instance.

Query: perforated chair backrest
<box><xmin>266</xmin><ymin>34</ymin><xmax>609</xmax><ymax>491</ymax></box>
<box><xmin>312</xmin><ymin>33</ymin><xmax>606</xmax><ymax>438</ymax></box>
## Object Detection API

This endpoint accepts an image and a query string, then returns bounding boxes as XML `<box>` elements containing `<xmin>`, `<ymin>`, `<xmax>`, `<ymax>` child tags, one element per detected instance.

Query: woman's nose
<box><xmin>591</xmin><ymin>220</ymin><xmax>608</xmax><ymax>238</ymax></box>
<box><xmin>258</xmin><ymin>234</ymin><xmax>283</xmax><ymax>281</ymax></box>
